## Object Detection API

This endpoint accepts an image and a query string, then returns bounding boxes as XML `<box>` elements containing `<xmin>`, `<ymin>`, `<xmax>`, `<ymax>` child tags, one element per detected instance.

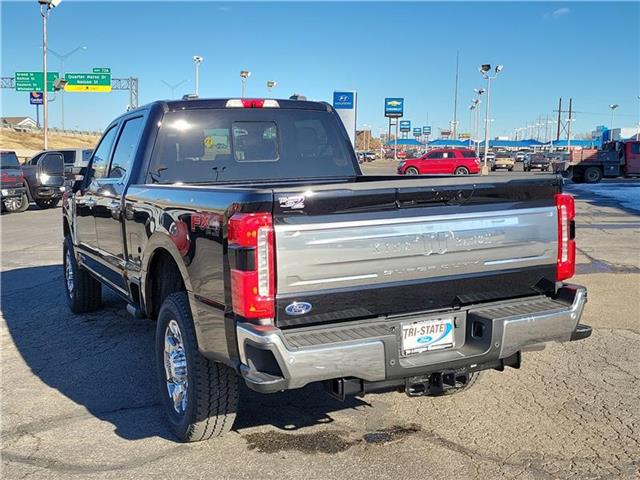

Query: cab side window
<box><xmin>107</xmin><ymin>117</ymin><xmax>144</xmax><ymax>180</ymax></box>
<box><xmin>89</xmin><ymin>126</ymin><xmax>118</xmax><ymax>181</ymax></box>
<box><xmin>427</xmin><ymin>151</ymin><xmax>443</xmax><ymax>159</ymax></box>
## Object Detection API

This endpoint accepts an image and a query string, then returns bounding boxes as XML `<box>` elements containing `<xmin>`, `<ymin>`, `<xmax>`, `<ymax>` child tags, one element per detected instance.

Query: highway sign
<box><xmin>423</xmin><ymin>126</ymin><xmax>431</xmax><ymax>135</ymax></box>
<box><xmin>29</xmin><ymin>92</ymin><xmax>43</xmax><ymax>105</ymax></box>
<box><xmin>399</xmin><ymin>120</ymin><xmax>411</xmax><ymax>132</ymax></box>
<box><xmin>15</xmin><ymin>71</ymin><xmax>59</xmax><ymax>92</ymax></box>
<box><xmin>385</xmin><ymin>97</ymin><xmax>404</xmax><ymax>118</ymax></box>
<box><xmin>413</xmin><ymin>128</ymin><xmax>422</xmax><ymax>136</ymax></box>
<box><xmin>92</xmin><ymin>67</ymin><xmax>111</xmax><ymax>74</ymax></box>
<box><xmin>64</xmin><ymin>72</ymin><xmax>112</xmax><ymax>92</ymax></box>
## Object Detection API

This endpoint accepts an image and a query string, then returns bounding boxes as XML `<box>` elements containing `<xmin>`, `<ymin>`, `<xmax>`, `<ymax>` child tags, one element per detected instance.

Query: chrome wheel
<box><xmin>65</xmin><ymin>249</ymin><xmax>74</xmax><ymax>298</ymax></box>
<box><xmin>4</xmin><ymin>198</ymin><xmax>21</xmax><ymax>211</ymax></box>
<box><xmin>164</xmin><ymin>320</ymin><xmax>188</xmax><ymax>414</ymax></box>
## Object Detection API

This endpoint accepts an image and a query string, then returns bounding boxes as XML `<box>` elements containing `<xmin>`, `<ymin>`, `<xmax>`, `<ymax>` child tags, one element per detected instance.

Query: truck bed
<box><xmin>127</xmin><ymin>173</ymin><xmax>562</xmax><ymax>328</ymax></box>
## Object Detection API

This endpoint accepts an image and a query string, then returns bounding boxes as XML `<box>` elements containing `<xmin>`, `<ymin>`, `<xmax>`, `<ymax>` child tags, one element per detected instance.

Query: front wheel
<box><xmin>35</xmin><ymin>197</ymin><xmax>60</xmax><ymax>209</ymax></box>
<box><xmin>156</xmin><ymin>292</ymin><xmax>238</xmax><ymax>442</ymax></box>
<box><xmin>3</xmin><ymin>194</ymin><xmax>29</xmax><ymax>213</ymax></box>
<box><xmin>454</xmin><ymin>166</ymin><xmax>469</xmax><ymax>175</ymax></box>
<box><xmin>405</xmin><ymin>167</ymin><xmax>419</xmax><ymax>175</ymax></box>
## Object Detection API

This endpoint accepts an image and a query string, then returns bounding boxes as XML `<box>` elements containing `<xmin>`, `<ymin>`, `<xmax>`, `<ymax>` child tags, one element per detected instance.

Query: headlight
<box><xmin>40</xmin><ymin>173</ymin><xmax>50</xmax><ymax>182</ymax></box>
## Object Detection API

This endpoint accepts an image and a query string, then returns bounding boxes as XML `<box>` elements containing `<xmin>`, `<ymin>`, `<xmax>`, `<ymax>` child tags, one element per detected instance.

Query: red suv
<box><xmin>397</xmin><ymin>148</ymin><xmax>480</xmax><ymax>175</ymax></box>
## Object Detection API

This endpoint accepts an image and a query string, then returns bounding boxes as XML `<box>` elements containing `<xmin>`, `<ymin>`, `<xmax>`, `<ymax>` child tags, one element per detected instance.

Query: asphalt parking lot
<box><xmin>1</xmin><ymin>167</ymin><xmax>639</xmax><ymax>479</ymax></box>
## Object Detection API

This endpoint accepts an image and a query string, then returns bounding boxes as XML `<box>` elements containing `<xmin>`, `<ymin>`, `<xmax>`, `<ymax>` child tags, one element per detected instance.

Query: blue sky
<box><xmin>1</xmin><ymin>1</ymin><xmax>638</xmax><ymax>137</ymax></box>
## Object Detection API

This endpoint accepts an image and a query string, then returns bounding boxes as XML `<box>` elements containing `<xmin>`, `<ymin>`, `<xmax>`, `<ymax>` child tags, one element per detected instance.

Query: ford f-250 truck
<box><xmin>62</xmin><ymin>97</ymin><xmax>591</xmax><ymax>442</ymax></box>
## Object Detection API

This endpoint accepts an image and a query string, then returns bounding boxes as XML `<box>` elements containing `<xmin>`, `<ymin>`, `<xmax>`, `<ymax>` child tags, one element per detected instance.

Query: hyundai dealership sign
<box><xmin>333</xmin><ymin>91</ymin><xmax>357</xmax><ymax>147</ymax></box>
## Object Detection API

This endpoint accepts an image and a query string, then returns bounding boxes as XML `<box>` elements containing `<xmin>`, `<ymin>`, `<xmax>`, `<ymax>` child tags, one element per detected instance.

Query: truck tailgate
<box><xmin>272</xmin><ymin>175</ymin><xmax>560</xmax><ymax>328</ymax></box>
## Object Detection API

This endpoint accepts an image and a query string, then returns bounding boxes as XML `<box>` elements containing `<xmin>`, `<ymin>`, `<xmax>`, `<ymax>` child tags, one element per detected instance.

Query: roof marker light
<box><xmin>225</xmin><ymin>99</ymin><xmax>279</xmax><ymax>108</ymax></box>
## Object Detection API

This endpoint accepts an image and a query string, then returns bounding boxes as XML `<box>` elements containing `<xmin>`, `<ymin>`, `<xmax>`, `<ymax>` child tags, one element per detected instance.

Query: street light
<box><xmin>479</xmin><ymin>64</ymin><xmax>503</xmax><ymax>174</ymax></box>
<box><xmin>266</xmin><ymin>80</ymin><xmax>277</xmax><ymax>94</ymax></box>
<box><xmin>472</xmin><ymin>88</ymin><xmax>485</xmax><ymax>155</ymax></box>
<box><xmin>608</xmin><ymin>104</ymin><xmax>619</xmax><ymax>140</ymax></box>
<box><xmin>193</xmin><ymin>56</ymin><xmax>203</xmax><ymax>97</ymax></box>
<box><xmin>161</xmin><ymin>79</ymin><xmax>188</xmax><ymax>99</ymax></box>
<box><xmin>240</xmin><ymin>70</ymin><xmax>251</xmax><ymax>97</ymax></box>
<box><xmin>38</xmin><ymin>0</ymin><xmax>62</xmax><ymax>149</ymax></box>
<box><xmin>48</xmin><ymin>45</ymin><xmax>86</xmax><ymax>131</ymax></box>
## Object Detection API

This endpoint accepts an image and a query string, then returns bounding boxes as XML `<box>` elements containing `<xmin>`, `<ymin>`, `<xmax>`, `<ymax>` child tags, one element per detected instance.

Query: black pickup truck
<box><xmin>63</xmin><ymin>97</ymin><xmax>591</xmax><ymax>442</ymax></box>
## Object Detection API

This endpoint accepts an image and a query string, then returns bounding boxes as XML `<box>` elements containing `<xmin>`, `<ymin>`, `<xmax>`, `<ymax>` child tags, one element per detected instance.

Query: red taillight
<box><xmin>555</xmin><ymin>193</ymin><xmax>576</xmax><ymax>281</ymax></box>
<box><xmin>228</xmin><ymin>212</ymin><xmax>275</xmax><ymax>320</ymax></box>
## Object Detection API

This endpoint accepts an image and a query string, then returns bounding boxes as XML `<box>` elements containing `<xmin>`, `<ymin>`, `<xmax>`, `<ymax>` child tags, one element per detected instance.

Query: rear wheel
<box><xmin>405</xmin><ymin>167</ymin><xmax>419</xmax><ymax>175</ymax></box>
<box><xmin>3</xmin><ymin>194</ymin><xmax>29</xmax><ymax>213</ymax></box>
<box><xmin>156</xmin><ymin>292</ymin><xmax>238</xmax><ymax>442</ymax></box>
<box><xmin>35</xmin><ymin>197</ymin><xmax>60</xmax><ymax>209</ymax></box>
<box><xmin>454</xmin><ymin>166</ymin><xmax>469</xmax><ymax>175</ymax></box>
<box><xmin>63</xmin><ymin>236</ymin><xmax>102</xmax><ymax>313</ymax></box>
<box><xmin>584</xmin><ymin>166</ymin><xmax>602</xmax><ymax>183</ymax></box>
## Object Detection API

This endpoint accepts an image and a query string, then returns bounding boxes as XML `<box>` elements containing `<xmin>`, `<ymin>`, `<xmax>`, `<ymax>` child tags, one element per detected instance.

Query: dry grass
<box><xmin>0</xmin><ymin>129</ymin><xmax>100</xmax><ymax>162</ymax></box>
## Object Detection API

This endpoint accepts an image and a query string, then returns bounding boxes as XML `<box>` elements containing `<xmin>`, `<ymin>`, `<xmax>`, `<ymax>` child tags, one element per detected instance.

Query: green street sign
<box><xmin>15</xmin><ymin>71</ymin><xmax>59</xmax><ymax>92</ymax></box>
<box><xmin>64</xmin><ymin>72</ymin><xmax>112</xmax><ymax>92</ymax></box>
<box><xmin>92</xmin><ymin>67</ymin><xmax>111</xmax><ymax>74</ymax></box>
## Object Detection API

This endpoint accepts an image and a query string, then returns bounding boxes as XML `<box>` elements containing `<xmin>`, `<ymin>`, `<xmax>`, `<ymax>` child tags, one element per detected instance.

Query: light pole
<box><xmin>161</xmin><ymin>79</ymin><xmax>187</xmax><ymax>98</ymax></box>
<box><xmin>479</xmin><ymin>64</ymin><xmax>503</xmax><ymax>175</ymax></box>
<box><xmin>608</xmin><ymin>104</ymin><xmax>619</xmax><ymax>141</ymax></box>
<box><xmin>193</xmin><ymin>56</ymin><xmax>203</xmax><ymax>97</ymax></box>
<box><xmin>266</xmin><ymin>80</ymin><xmax>277</xmax><ymax>94</ymax></box>
<box><xmin>473</xmin><ymin>88</ymin><xmax>485</xmax><ymax>156</ymax></box>
<box><xmin>48</xmin><ymin>45</ymin><xmax>86</xmax><ymax>131</ymax></box>
<box><xmin>38</xmin><ymin>0</ymin><xmax>62</xmax><ymax>149</ymax></box>
<box><xmin>240</xmin><ymin>70</ymin><xmax>251</xmax><ymax>97</ymax></box>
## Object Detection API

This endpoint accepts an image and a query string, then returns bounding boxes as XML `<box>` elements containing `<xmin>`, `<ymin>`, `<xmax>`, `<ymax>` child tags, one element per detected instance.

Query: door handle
<box><xmin>108</xmin><ymin>200</ymin><xmax>121</xmax><ymax>212</ymax></box>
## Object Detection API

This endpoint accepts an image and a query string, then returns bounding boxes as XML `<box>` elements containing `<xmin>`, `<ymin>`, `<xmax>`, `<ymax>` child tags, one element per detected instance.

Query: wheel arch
<box><xmin>141</xmin><ymin>234</ymin><xmax>193</xmax><ymax>319</ymax></box>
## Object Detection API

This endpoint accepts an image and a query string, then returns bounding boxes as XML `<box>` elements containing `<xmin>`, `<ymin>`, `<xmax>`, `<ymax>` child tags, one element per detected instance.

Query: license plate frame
<box><xmin>400</xmin><ymin>316</ymin><xmax>455</xmax><ymax>357</ymax></box>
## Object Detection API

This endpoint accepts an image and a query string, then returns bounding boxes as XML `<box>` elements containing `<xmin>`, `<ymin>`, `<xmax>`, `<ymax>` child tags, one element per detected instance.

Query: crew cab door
<box><xmin>422</xmin><ymin>151</ymin><xmax>448</xmax><ymax>173</ymax></box>
<box><xmin>75</xmin><ymin>125</ymin><xmax>119</xmax><ymax>251</ymax></box>
<box><xmin>625</xmin><ymin>141</ymin><xmax>640</xmax><ymax>174</ymax></box>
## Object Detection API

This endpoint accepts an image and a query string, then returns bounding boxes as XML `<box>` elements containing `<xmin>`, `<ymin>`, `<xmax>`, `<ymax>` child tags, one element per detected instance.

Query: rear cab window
<box><xmin>1</xmin><ymin>151</ymin><xmax>20</xmax><ymax>168</ymax></box>
<box><xmin>147</xmin><ymin>108</ymin><xmax>356</xmax><ymax>184</ymax></box>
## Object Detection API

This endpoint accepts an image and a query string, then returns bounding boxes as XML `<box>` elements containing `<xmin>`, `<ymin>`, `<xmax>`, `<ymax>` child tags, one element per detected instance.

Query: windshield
<box><xmin>148</xmin><ymin>108</ymin><xmax>357</xmax><ymax>184</ymax></box>
<box><xmin>1</xmin><ymin>152</ymin><xmax>20</xmax><ymax>168</ymax></box>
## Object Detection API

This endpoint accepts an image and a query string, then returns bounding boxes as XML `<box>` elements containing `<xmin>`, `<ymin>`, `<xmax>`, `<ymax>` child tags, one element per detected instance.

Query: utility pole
<box><xmin>556</xmin><ymin>98</ymin><xmax>562</xmax><ymax>141</ymax></box>
<box><xmin>452</xmin><ymin>50</ymin><xmax>460</xmax><ymax>139</ymax></box>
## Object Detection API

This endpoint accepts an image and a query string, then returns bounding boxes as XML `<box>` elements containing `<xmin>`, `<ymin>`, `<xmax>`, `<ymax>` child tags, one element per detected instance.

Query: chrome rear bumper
<box><xmin>237</xmin><ymin>284</ymin><xmax>589</xmax><ymax>393</ymax></box>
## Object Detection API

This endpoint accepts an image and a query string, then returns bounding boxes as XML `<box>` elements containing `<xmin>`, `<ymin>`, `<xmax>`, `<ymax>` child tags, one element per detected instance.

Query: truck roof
<box><xmin>141</xmin><ymin>97</ymin><xmax>332</xmax><ymax>113</ymax></box>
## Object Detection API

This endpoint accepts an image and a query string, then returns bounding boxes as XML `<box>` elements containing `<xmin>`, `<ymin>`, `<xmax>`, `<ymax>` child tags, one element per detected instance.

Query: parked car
<box><xmin>493</xmin><ymin>152</ymin><xmax>515</xmax><ymax>171</ymax></box>
<box><xmin>398</xmin><ymin>148</ymin><xmax>480</xmax><ymax>175</ymax></box>
<box><xmin>479</xmin><ymin>151</ymin><xmax>496</xmax><ymax>167</ymax></box>
<box><xmin>396</xmin><ymin>150</ymin><xmax>408</xmax><ymax>160</ymax></box>
<box><xmin>364</xmin><ymin>151</ymin><xmax>377</xmax><ymax>162</ymax></box>
<box><xmin>0</xmin><ymin>150</ymin><xmax>28</xmax><ymax>213</ymax></box>
<box><xmin>22</xmin><ymin>150</ymin><xmax>69</xmax><ymax>208</ymax></box>
<box><xmin>523</xmin><ymin>153</ymin><xmax>551</xmax><ymax>172</ymax></box>
<box><xmin>63</xmin><ymin>97</ymin><xmax>590</xmax><ymax>442</ymax></box>
<box><xmin>515</xmin><ymin>150</ymin><xmax>531</xmax><ymax>162</ymax></box>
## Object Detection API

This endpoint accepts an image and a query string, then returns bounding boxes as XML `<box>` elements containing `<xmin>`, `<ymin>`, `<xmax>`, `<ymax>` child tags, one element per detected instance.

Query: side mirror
<box><xmin>37</xmin><ymin>152</ymin><xmax>65</xmax><ymax>187</ymax></box>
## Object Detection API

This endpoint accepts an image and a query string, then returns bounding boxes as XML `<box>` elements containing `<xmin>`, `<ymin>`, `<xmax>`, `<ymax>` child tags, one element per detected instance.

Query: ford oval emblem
<box><xmin>285</xmin><ymin>302</ymin><xmax>312</xmax><ymax>316</ymax></box>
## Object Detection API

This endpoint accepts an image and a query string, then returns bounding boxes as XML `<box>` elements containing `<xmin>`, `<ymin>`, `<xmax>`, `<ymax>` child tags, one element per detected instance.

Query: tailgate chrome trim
<box><xmin>275</xmin><ymin>206</ymin><xmax>557</xmax><ymax>295</ymax></box>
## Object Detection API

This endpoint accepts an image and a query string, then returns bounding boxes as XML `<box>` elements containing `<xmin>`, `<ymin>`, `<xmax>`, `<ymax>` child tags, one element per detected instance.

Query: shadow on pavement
<box><xmin>1</xmin><ymin>265</ymin><xmax>365</xmax><ymax>443</ymax></box>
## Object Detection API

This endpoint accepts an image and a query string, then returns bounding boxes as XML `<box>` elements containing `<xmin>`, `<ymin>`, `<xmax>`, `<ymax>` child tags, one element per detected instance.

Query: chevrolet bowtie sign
<box><xmin>384</xmin><ymin>97</ymin><xmax>404</xmax><ymax>118</ymax></box>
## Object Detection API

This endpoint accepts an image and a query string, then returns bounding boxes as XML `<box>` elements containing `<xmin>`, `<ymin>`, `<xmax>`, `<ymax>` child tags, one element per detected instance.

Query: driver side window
<box><xmin>89</xmin><ymin>126</ymin><xmax>118</xmax><ymax>182</ymax></box>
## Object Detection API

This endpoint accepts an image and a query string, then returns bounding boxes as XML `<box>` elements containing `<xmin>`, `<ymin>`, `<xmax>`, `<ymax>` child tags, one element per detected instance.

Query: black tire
<box><xmin>156</xmin><ymin>292</ymin><xmax>238</xmax><ymax>442</ymax></box>
<box><xmin>63</xmin><ymin>236</ymin><xmax>102</xmax><ymax>313</ymax></box>
<box><xmin>584</xmin><ymin>166</ymin><xmax>602</xmax><ymax>183</ymax></box>
<box><xmin>35</xmin><ymin>197</ymin><xmax>60</xmax><ymax>209</ymax></box>
<box><xmin>438</xmin><ymin>371</ymin><xmax>483</xmax><ymax>396</ymax></box>
<box><xmin>3</xmin><ymin>193</ymin><xmax>29</xmax><ymax>213</ymax></box>
<box><xmin>405</xmin><ymin>167</ymin><xmax>419</xmax><ymax>176</ymax></box>
<box><xmin>454</xmin><ymin>166</ymin><xmax>469</xmax><ymax>175</ymax></box>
